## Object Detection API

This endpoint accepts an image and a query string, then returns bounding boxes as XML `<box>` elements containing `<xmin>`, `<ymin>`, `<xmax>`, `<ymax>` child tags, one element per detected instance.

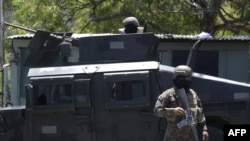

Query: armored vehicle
<box><xmin>0</xmin><ymin>30</ymin><xmax>250</xmax><ymax>141</ymax></box>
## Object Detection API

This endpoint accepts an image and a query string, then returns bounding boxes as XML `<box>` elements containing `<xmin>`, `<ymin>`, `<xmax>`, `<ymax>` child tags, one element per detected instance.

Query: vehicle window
<box><xmin>104</xmin><ymin>71</ymin><xmax>150</xmax><ymax>108</ymax></box>
<box><xmin>107</xmin><ymin>81</ymin><xmax>145</xmax><ymax>101</ymax></box>
<box><xmin>34</xmin><ymin>84</ymin><xmax>72</xmax><ymax>105</ymax></box>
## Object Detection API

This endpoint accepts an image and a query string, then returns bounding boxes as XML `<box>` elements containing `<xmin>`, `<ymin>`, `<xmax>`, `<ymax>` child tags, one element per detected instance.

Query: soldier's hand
<box><xmin>173</xmin><ymin>107</ymin><xmax>185</xmax><ymax>116</ymax></box>
<box><xmin>202</xmin><ymin>130</ymin><xmax>209</xmax><ymax>141</ymax></box>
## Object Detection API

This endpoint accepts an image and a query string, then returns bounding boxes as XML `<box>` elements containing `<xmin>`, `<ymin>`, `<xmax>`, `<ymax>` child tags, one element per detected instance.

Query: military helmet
<box><xmin>122</xmin><ymin>17</ymin><xmax>139</xmax><ymax>26</ymax></box>
<box><xmin>173</xmin><ymin>65</ymin><xmax>192</xmax><ymax>79</ymax></box>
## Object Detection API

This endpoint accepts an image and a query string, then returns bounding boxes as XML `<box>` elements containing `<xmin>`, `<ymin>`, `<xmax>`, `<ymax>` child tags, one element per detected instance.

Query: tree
<box><xmin>186</xmin><ymin>0</ymin><xmax>250</xmax><ymax>35</ymax></box>
<box><xmin>6</xmin><ymin>0</ymin><xmax>250</xmax><ymax>36</ymax></box>
<box><xmin>8</xmin><ymin>0</ymin><xmax>198</xmax><ymax>34</ymax></box>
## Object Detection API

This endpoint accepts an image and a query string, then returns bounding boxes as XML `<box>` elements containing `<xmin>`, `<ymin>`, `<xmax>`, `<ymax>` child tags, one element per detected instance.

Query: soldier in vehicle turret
<box><xmin>118</xmin><ymin>16</ymin><xmax>144</xmax><ymax>34</ymax></box>
<box><xmin>154</xmin><ymin>65</ymin><xmax>209</xmax><ymax>141</ymax></box>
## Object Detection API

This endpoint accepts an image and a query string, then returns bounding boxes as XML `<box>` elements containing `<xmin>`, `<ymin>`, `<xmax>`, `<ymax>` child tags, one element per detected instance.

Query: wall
<box><xmin>10</xmin><ymin>39</ymin><xmax>31</xmax><ymax>105</ymax></box>
<box><xmin>158</xmin><ymin>40</ymin><xmax>250</xmax><ymax>83</ymax></box>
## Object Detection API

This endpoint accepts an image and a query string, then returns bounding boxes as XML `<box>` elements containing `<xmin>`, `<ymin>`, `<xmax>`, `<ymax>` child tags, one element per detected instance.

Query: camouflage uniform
<box><xmin>154</xmin><ymin>87</ymin><xmax>207</xmax><ymax>141</ymax></box>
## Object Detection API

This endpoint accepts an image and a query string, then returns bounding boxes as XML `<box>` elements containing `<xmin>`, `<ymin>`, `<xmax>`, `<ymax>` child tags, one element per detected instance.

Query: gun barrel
<box><xmin>176</xmin><ymin>88</ymin><xmax>190</xmax><ymax>109</ymax></box>
<box><xmin>191</xmin><ymin>125</ymin><xmax>200</xmax><ymax>141</ymax></box>
<box><xmin>176</xmin><ymin>88</ymin><xmax>200</xmax><ymax>141</ymax></box>
<box><xmin>4</xmin><ymin>22</ymin><xmax>36</xmax><ymax>33</ymax></box>
<box><xmin>5</xmin><ymin>22</ymin><xmax>65</xmax><ymax>40</ymax></box>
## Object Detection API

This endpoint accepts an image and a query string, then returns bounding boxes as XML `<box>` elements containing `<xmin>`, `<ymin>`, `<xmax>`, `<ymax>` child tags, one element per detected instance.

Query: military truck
<box><xmin>0</xmin><ymin>29</ymin><xmax>250</xmax><ymax>141</ymax></box>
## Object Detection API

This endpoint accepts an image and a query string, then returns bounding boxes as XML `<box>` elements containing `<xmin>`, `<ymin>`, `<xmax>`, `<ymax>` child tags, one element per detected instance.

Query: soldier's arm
<box><xmin>197</xmin><ymin>98</ymin><xmax>209</xmax><ymax>141</ymax></box>
<box><xmin>154</xmin><ymin>88</ymin><xmax>186</xmax><ymax>117</ymax></box>
<box><xmin>153</xmin><ymin>102</ymin><xmax>175</xmax><ymax>117</ymax></box>
<box><xmin>196</xmin><ymin>95</ymin><xmax>208</xmax><ymax>131</ymax></box>
<box><xmin>153</xmin><ymin>92</ymin><xmax>175</xmax><ymax>117</ymax></box>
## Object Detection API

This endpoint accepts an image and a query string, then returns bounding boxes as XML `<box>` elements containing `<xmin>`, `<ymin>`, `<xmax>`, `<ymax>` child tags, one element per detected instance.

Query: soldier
<box><xmin>154</xmin><ymin>65</ymin><xmax>209</xmax><ymax>141</ymax></box>
<box><xmin>118</xmin><ymin>16</ymin><xmax>143</xmax><ymax>34</ymax></box>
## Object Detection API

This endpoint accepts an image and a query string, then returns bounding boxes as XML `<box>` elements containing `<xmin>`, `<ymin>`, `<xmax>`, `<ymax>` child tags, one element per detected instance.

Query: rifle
<box><xmin>176</xmin><ymin>88</ymin><xmax>200</xmax><ymax>141</ymax></box>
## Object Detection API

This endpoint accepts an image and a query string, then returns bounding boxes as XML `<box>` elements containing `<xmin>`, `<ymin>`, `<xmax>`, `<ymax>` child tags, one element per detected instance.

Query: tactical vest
<box><xmin>165</xmin><ymin>88</ymin><xmax>198</xmax><ymax>123</ymax></box>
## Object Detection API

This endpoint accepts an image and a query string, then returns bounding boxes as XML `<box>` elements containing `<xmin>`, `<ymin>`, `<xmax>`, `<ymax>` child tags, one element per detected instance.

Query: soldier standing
<box><xmin>154</xmin><ymin>65</ymin><xmax>209</xmax><ymax>141</ymax></box>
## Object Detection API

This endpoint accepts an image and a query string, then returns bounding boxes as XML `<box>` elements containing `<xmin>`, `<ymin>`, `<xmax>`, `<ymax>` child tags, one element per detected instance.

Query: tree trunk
<box><xmin>193</xmin><ymin>0</ymin><xmax>222</xmax><ymax>35</ymax></box>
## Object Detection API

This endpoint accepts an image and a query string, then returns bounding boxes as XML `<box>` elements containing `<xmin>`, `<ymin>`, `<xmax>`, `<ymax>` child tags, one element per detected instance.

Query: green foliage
<box><xmin>5</xmin><ymin>0</ymin><xmax>250</xmax><ymax>35</ymax></box>
<box><xmin>8</xmin><ymin>0</ymin><xmax>200</xmax><ymax>34</ymax></box>
<box><xmin>11</xmin><ymin>0</ymin><xmax>71</xmax><ymax>32</ymax></box>
<box><xmin>214</xmin><ymin>1</ymin><xmax>250</xmax><ymax>36</ymax></box>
